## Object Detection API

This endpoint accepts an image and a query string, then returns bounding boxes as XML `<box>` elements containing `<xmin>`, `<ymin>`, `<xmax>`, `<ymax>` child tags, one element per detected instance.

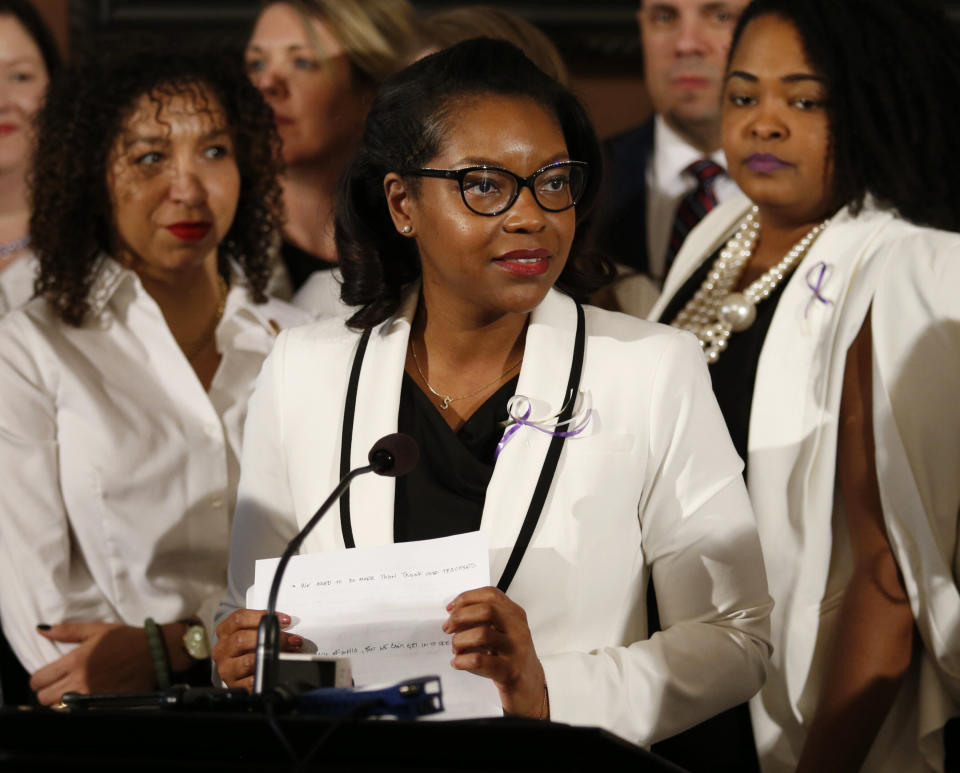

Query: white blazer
<box><xmin>650</xmin><ymin>194</ymin><xmax>960</xmax><ymax>772</ymax></box>
<box><xmin>222</xmin><ymin>287</ymin><xmax>773</xmax><ymax>745</ymax></box>
<box><xmin>291</xmin><ymin>267</ymin><xmax>351</xmax><ymax>319</ymax></box>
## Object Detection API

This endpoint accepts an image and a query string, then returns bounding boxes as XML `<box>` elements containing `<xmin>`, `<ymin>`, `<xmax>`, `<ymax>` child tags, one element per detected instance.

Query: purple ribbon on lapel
<box><xmin>804</xmin><ymin>261</ymin><xmax>834</xmax><ymax>319</ymax></box>
<box><xmin>495</xmin><ymin>393</ymin><xmax>592</xmax><ymax>459</ymax></box>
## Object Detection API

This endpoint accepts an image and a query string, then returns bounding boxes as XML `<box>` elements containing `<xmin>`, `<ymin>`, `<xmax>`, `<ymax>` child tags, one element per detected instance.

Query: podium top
<box><xmin>0</xmin><ymin>708</ymin><xmax>688</xmax><ymax>771</ymax></box>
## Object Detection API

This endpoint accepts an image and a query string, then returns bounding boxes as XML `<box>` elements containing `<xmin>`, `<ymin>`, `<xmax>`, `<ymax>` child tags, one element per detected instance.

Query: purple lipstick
<box><xmin>745</xmin><ymin>153</ymin><xmax>791</xmax><ymax>173</ymax></box>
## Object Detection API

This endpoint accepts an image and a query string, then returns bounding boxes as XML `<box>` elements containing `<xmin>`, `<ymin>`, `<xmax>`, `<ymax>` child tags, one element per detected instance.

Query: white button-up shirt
<box><xmin>0</xmin><ymin>257</ymin><xmax>311</xmax><ymax>673</ymax></box>
<box><xmin>0</xmin><ymin>252</ymin><xmax>38</xmax><ymax>317</ymax></box>
<box><xmin>646</xmin><ymin>116</ymin><xmax>741</xmax><ymax>281</ymax></box>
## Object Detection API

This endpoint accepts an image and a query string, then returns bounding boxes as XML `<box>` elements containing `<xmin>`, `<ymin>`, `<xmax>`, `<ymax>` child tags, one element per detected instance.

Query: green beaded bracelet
<box><xmin>144</xmin><ymin>617</ymin><xmax>171</xmax><ymax>689</ymax></box>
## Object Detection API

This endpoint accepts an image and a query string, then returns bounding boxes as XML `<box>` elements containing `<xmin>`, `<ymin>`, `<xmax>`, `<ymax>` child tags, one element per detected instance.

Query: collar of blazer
<box><xmin>650</xmin><ymin>197</ymin><xmax>899</xmax><ymax>447</ymax></box>
<box><xmin>343</xmin><ymin>285</ymin><xmax>581</xmax><ymax>574</ymax></box>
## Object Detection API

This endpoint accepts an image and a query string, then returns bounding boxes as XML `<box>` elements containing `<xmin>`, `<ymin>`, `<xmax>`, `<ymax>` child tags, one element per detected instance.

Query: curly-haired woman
<box><xmin>0</xmin><ymin>49</ymin><xmax>309</xmax><ymax>705</ymax></box>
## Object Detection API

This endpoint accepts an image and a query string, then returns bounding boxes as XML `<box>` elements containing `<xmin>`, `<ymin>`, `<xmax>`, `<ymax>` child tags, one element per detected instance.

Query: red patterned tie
<box><xmin>664</xmin><ymin>159</ymin><xmax>724</xmax><ymax>273</ymax></box>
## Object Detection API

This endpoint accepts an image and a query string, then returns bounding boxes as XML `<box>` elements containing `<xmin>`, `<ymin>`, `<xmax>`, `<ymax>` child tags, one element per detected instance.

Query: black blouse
<box><xmin>280</xmin><ymin>240</ymin><xmax>335</xmax><ymax>293</ymax></box>
<box><xmin>394</xmin><ymin>371</ymin><xmax>519</xmax><ymax>543</ymax></box>
<box><xmin>658</xmin><ymin>249</ymin><xmax>791</xmax><ymax>481</ymax></box>
<box><xmin>651</xmin><ymin>248</ymin><xmax>792</xmax><ymax>773</ymax></box>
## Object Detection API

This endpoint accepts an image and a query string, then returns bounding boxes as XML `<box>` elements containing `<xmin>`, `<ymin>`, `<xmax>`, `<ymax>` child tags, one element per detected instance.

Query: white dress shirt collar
<box><xmin>646</xmin><ymin>116</ymin><xmax>736</xmax><ymax>280</ymax></box>
<box><xmin>651</xmin><ymin>115</ymin><xmax>727</xmax><ymax>196</ymax></box>
<box><xmin>85</xmin><ymin>254</ymin><xmax>293</xmax><ymax>341</ymax></box>
<box><xmin>0</xmin><ymin>251</ymin><xmax>39</xmax><ymax>316</ymax></box>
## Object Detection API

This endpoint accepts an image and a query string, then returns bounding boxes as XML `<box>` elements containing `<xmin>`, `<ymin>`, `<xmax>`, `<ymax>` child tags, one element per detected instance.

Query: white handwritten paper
<box><xmin>248</xmin><ymin>531</ymin><xmax>502</xmax><ymax>719</ymax></box>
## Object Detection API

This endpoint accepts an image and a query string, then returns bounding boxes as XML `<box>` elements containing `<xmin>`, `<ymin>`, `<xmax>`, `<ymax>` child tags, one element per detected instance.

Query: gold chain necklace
<box><xmin>409</xmin><ymin>337</ymin><xmax>522</xmax><ymax>410</ymax></box>
<box><xmin>181</xmin><ymin>274</ymin><xmax>228</xmax><ymax>361</ymax></box>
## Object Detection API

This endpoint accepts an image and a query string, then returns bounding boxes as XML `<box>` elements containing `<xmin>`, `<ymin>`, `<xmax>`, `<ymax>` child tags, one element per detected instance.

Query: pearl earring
<box><xmin>401</xmin><ymin>225</ymin><xmax>412</xmax><ymax>234</ymax></box>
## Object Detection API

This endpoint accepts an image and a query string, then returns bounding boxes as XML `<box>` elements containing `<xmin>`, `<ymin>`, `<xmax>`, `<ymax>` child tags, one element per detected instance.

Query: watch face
<box><xmin>184</xmin><ymin>624</ymin><xmax>211</xmax><ymax>660</ymax></box>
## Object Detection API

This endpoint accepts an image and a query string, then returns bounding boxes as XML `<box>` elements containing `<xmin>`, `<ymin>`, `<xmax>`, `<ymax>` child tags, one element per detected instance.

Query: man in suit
<box><xmin>594</xmin><ymin>0</ymin><xmax>747</xmax><ymax>284</ymax></box>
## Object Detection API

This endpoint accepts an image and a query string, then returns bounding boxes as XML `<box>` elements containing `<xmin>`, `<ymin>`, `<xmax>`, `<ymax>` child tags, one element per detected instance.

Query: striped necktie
<box><xmin>664</xmin><ymin>159</ymin><xmax>724</xmax><ymax>274</ymax></box>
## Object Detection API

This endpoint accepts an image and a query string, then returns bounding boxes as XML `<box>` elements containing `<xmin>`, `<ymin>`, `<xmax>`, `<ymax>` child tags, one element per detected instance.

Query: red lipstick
<box><xmin>166</xmin><ymin>222</ymin><xmax>212</xmax><ymax>242</ymax></box>
<box><xmin>0</xmin><ymin>123</ymin><xmax>18</xmax><ymax>138</ymax></box>
<box><xmin>494</xmin><ymin>248</ymin><xmax>551</xmax><ymax>277</ymax></box>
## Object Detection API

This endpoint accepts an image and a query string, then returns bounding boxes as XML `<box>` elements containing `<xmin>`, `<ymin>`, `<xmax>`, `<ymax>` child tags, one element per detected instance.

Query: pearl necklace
<box><xmin>671</xmin><ymin>206</ymin><xmax>831</xmax><ymax>363</ymax></box>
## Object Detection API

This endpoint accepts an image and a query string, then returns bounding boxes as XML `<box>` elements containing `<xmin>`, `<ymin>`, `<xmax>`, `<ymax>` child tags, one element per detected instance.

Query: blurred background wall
<box><xmin>26</xmin><ymin>0</ymin><xmax>649</xmax><ymax>140</ymax></box>
<box><xmin>24</xmin><ymin>0</ymin><xmax>960</xmax><ymax>141</ymax></box>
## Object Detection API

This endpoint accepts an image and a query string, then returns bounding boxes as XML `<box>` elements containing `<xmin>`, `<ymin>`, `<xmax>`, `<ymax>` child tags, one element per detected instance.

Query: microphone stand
<box><xmin>254</xmin><ymin>450</ymin><xmax>395</xmax><ymax>694</ymax></box>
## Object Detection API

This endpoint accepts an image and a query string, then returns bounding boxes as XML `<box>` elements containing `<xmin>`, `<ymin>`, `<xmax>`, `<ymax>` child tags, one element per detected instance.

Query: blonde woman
<box><xmin>245</xmin><ymin>0</ymin><xmax>414</xmax><ymax>314</ymax></box>
<box><xmin>414</xmin><ymin>5</ymin><xmax>568</xmax><ymax>85</ymax></box>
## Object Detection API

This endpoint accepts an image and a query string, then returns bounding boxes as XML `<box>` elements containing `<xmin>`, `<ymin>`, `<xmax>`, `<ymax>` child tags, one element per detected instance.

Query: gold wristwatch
<box><xmin>180</xmin><ymin>619</ymin><xmax>211</xmax><ymax>660</ymax></box>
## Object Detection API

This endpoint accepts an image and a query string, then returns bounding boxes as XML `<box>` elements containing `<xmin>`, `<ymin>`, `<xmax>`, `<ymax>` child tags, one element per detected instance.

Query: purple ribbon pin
<box><xmin>804</xmin><ymin>261</ymin><xmax>833</xmax><ymax>319</ymax></box>
<box><xmin>495</xmin><ymin>393</ymin><xmax>592</xmax><ymax>459</ymax></box>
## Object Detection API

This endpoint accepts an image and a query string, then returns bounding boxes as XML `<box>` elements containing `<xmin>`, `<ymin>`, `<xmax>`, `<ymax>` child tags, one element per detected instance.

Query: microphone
<box><xmin>368</xmin><ymin>432</ymin><xmax>419</xmax><ymax>478</ymax></box>
<box><xmin>253</xmin><ymin>433</ymin><xmax>419</xmax><ymax>694</ymax></box>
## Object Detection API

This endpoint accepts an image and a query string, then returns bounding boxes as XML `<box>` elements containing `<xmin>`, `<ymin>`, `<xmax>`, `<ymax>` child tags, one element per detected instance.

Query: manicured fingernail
<box><xmin>36</xmin><ymin>624</ymin><xmax>51</xmax><ymax>631</ymax></box>
<box><xmin>442</xmin><ymin>620</ymin><xmax>451</xmax><ymax>633</ymax></box>
<box><xmin>446</xmin><ymin>600</ymin><xmax>455</xmax><ymax>611</ymax></box>
<box><xmin>277</xmin><ymin>614</ymin><xmax>291</xmax><ymax>626</ymax></box>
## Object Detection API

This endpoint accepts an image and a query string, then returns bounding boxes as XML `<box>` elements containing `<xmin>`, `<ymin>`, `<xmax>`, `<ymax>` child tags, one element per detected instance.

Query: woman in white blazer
<box><xmin>214</xmin><ymin>39</ymin><xmax>772</xmax><ymax>744</ymax></box>
<box><xmin>650</xmin><ymin>1</ymin><xmax>960</xmax><ymax>770</ymax></box>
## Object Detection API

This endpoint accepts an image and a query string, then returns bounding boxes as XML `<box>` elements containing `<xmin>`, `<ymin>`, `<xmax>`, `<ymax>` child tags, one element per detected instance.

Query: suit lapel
<box><xmin>346</xmin><ymin>291</ymin><xmax>417</xmax><ymax>548</ymax></box>
<box><xmin>746</xmin><ymin>205</ymin><xmax>898</xmax><ymax>698</ymax></box>
<box><xmin>750</xmin><ymin>204</ymin><xmax>896</xmax><ymax>454</ymax></box>
<box><xmin>481</xmin><ymin>289</ymin><xmax>578</xmax><ymax>581</ymax></box>
<box><xmin>343</xmin><ymin>287</ymin><xmax>579</xmax><ymax>564</ymax></box>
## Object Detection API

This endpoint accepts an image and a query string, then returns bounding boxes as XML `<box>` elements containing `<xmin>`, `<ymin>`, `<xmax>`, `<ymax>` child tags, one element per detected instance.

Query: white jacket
<box><xmin>222</xmin><ymin>287</ymin><xmax>773</xmax><ymax>744</ymax></box>
<box><xmin>650</xmin><ymin>194</ymin><xmax>960</xmax><ymax>772</ymax></box>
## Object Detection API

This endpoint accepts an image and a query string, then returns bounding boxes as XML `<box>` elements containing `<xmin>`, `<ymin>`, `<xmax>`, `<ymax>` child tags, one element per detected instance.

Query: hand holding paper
<box><xmin>248</xmin><ymin>531</ymin><xmax>502</xmax><ymax>719</ymax></box>
<box><xmin>445</xmin><ymin>586</ymin><xmax>549</xmax><ymax>718</ymax></box>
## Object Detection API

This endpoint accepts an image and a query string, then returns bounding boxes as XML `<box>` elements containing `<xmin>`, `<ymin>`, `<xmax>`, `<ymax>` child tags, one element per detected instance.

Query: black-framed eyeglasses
<box><xmin>403</xmin><ymin>160</ymin><xmax>589</xmax><ymax>217</ymax></box>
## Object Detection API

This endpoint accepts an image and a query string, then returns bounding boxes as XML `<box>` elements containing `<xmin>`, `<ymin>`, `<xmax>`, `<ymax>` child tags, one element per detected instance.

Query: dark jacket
<box><xmin>591</xmin><ymin>118</ymin><xmax>654</xmax><ymax>275</ymax></box>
